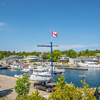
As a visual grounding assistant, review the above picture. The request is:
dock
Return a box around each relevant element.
[57,67,88,70]
[66,67,88,70]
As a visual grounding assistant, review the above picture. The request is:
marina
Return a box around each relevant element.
[0,66,99,99]
[0,66,100,88]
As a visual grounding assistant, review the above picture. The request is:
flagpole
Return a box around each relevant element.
[51,30,53,80]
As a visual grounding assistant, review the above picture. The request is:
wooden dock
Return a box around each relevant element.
[66,67,88,70]
[57,67,88,70]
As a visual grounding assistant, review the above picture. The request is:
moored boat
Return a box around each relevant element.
[76,61,100,68]
[0,65,7,69]
[30,68,52,81]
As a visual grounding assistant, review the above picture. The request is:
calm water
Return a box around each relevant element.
[0,67,100,88]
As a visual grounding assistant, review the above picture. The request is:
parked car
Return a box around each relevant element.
[33,80,55,93]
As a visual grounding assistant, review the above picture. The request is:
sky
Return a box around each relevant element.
[0,0,100,53]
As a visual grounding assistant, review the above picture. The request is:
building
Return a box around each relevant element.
[95,53,100,57]
[0,55,23,65]
[77,56,99,63]
[26,56,38,63]
[59,55,69,62]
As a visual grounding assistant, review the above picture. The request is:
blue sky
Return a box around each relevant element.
[0,0,100,52]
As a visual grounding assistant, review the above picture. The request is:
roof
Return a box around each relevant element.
[1,57,13,61]
[83,58,99,61]
[9,55,22,58]
[1,55,23,61]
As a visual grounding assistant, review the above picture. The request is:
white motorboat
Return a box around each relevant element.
[30,74,52,81]
[48,66,65,73]
[30,68,52,81]
[76,61,100,68]
[21,68,30,72]
[31,68,51,76]
[28,64,37,69]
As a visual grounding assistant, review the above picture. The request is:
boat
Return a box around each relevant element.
[30,68,51,76]
[30,68,52,81]
[48,66,65,73]
[21,68,30,72]
[10,63,23,68]
[76,61,100,68]
[22,64,37,71]
[0,65,7,69]
[28,64,37,69]
[30,74,52,81]
[14,68,30,78]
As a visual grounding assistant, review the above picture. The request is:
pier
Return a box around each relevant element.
[66,67,88,70]
[57,67,88,70]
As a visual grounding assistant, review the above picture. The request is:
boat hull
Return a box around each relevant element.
[30,74,52,81]
[77,63,100,68]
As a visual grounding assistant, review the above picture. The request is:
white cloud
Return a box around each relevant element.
[0,22,5,26]
[3,44,99,52]
[53,45,86,50]
[89,44,98,47]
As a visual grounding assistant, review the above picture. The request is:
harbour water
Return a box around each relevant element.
[0,67,100,88]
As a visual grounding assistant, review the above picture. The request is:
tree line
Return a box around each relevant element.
[0,49,100,61]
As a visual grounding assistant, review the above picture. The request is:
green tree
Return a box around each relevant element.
[49,76,96,100]
[81,80,97,100]
[26,89,45,100]
[48,50,61,61]
[67,49,77,58]
[42,52,48,59]
[49,76,82,100]
[12,50,16,55]
[0,53,3,60]
[78,51,83,57]
[15,73,31,100]
[7,51,11,57]
[16,89,45,100]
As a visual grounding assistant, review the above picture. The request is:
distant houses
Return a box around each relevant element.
[58,54,69,62]
[0,53,100,66]
[0,55,23,65]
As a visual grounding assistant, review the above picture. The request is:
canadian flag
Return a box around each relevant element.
[51,31,59,37]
